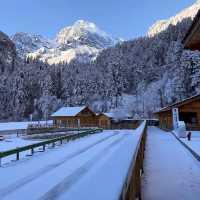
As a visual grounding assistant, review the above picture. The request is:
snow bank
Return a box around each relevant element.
[173,121,187,138]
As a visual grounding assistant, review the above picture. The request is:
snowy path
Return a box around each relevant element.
[0,129,142,200]
[142,127,200,200]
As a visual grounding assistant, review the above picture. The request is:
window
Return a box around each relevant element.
[179,112,198,125]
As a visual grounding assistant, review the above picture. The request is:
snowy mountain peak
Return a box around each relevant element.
[12,20,117,64]
[56,20,115,49]
[148,2,200,37]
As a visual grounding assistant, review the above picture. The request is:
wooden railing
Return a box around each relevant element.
[0,128,103,166]
[120,121,147,200]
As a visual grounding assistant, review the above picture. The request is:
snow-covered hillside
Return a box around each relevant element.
[148,1,200,36]
[12,20,117,64]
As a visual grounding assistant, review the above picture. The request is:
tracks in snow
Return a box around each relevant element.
[0,133,121,198]
[40,135,127,200]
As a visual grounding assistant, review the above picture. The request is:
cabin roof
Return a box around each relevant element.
[183,9,200,48]
[51,106,87,117]
[155,94,200,114]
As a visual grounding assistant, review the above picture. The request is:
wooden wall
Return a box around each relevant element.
[180,100,200,130]
[52,116,98,128]
[98,115,111,129]
[185,42,200,51]
[157,111,173,130]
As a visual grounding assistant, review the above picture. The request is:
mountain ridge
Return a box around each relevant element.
[148,1,200,36]
[11,20,117,64]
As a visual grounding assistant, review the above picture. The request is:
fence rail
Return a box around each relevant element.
[0,128,103,166]
[120,121,147,200]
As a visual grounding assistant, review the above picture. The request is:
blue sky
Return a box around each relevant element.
[0,0,196,40]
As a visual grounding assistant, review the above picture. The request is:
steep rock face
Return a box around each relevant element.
[11,32,54,58]
[12,20,116,64]
[0,31,16,73]
[148,1,200,37]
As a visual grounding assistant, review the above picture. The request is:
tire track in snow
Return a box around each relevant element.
[0,133,119,198]
[39,134,127,200]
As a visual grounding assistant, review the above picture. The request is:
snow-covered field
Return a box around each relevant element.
[0,131,81,164]
[0,120,52,132]
[0,135,43,165]
[181,131,200,156]
[0,124,145,200]
[0,137,39,152]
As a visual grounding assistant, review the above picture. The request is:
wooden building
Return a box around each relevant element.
[51,106,144,129]
[98,113,111,129]
[155,95,200,130]
[51,106,98,128]
[183,10,200,50]
[110,119,140,129]
[100,112,140,129]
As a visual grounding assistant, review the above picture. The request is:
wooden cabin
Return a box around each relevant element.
[155,95,200,130]
[51,106,98,128]
[183,10,200,50]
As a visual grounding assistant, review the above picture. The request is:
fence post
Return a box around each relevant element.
[16,150,19,160]
[31,147,34,155]
[52,142,55,148]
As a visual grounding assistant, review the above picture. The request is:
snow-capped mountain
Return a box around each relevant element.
[148,0,200,37]
[56,20,115,49]
[12,20,117,64]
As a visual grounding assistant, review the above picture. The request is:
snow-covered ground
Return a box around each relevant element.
[142,127,200,200]
[0,135,43,165]
[0,137,39,152]
[0,124,145,200]
[181,131,200,156]
[0,131,81,164]
[0,120,52,132]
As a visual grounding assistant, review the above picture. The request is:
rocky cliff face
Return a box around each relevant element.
[0,31,17,73]
[11,32,54,59]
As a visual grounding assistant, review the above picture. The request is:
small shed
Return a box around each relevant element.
[100,112,139,129]
[155,95,200,130]
[51,106,98,128]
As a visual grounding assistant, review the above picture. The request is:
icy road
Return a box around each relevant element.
[0,126,145,200]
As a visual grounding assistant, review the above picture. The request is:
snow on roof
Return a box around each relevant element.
[51,106,86,117]
[103,112,132,119]
[103,112,114,118]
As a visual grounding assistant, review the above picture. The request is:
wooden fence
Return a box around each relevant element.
[0,128,102,166]
[120,121,147,200]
